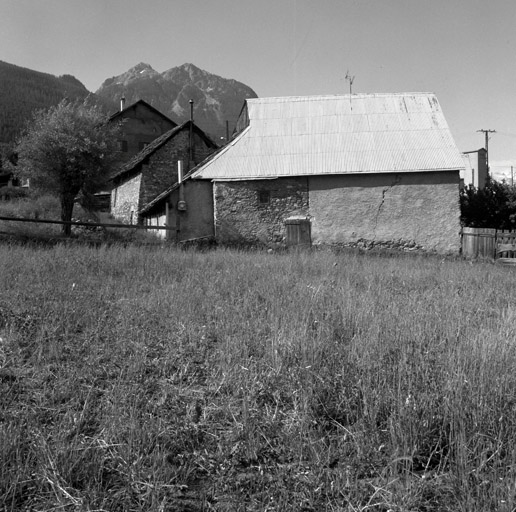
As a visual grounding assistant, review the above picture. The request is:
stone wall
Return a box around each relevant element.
[211,171,461,254]
[140,130,215,211]
[309,171,461,253]
[111,127,216,225]
[111,174,141,224]
[213,178,309,244]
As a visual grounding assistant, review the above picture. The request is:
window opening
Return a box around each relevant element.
[258,190,270,204]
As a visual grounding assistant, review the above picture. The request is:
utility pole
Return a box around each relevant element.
[477,129,496,179]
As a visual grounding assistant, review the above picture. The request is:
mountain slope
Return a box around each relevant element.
[96,63,258,140]
[0,60,93,146]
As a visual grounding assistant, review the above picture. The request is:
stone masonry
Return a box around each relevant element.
[214,178,309,244]
[111,125,216,225]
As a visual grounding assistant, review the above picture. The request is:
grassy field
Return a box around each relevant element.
[1,242,516,511]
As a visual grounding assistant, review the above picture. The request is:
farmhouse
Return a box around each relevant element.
[110,121,217,224]
[109,99,177,162]
[188,93,464,253]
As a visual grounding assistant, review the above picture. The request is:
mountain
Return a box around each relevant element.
[0,60,95,148]
[96,63,258,141]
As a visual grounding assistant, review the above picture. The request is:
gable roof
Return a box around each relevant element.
[110,121,218,183]
[192,93,465,181]
[109,99,177,126]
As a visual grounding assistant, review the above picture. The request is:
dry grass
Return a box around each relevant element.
[1,243,515,511]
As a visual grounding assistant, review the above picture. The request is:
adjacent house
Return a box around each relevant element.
[109,99,178,162]
[188,93,464,253]
[110,120,217,224]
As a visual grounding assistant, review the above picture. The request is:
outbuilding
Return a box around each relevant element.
[190,93,465,253]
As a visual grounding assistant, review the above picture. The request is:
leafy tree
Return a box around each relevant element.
[460,180,516,229]
[16,99,120,235]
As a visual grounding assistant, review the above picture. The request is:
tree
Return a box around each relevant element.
[16,99,120,235]
[460,180,516,229]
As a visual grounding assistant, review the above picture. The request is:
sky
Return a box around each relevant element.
[1,0,516,180]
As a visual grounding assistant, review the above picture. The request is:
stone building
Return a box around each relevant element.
[190,93,465,253]
[109,99,177,163]
[110,121,217,224]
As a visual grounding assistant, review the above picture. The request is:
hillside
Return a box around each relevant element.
[96,62,258,140]
[0,61,93,147]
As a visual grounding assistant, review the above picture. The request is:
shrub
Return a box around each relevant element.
[460,180,516,229]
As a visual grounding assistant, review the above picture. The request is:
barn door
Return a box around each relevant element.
[285,218,311,247]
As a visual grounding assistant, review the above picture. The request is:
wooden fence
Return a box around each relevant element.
[0,215,174,231]
[461,227,516,259]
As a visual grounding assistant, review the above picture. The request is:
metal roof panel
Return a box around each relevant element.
[192,93,465,180]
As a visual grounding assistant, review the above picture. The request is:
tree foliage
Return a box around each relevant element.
[16,99,121,234]
[460,180,516,229]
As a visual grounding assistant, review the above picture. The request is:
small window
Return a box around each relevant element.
[119,140,128,152]
[258,190,270,204]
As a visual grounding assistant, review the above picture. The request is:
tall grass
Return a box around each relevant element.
[1,244,515,511]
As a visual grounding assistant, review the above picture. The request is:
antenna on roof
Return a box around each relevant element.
[345,71,355,95]
[345,71,355,111]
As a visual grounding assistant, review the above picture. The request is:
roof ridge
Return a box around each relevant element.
[247,92,436,102]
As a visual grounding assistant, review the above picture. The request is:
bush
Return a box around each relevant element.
[0,193,60,220]
[460,180,516,229]
[0,186,28,201]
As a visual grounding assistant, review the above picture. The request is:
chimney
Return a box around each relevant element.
[189,99,194,170]
[120,96,126,112]
[178,160,184,184]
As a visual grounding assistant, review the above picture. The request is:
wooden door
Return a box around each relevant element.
[285,219,311,247]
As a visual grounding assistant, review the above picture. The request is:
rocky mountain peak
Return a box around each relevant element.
[99,62,159,89]
[95,62,258,140]
[129,62,156,75]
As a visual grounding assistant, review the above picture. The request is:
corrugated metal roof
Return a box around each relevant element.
[192,93,465,180]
